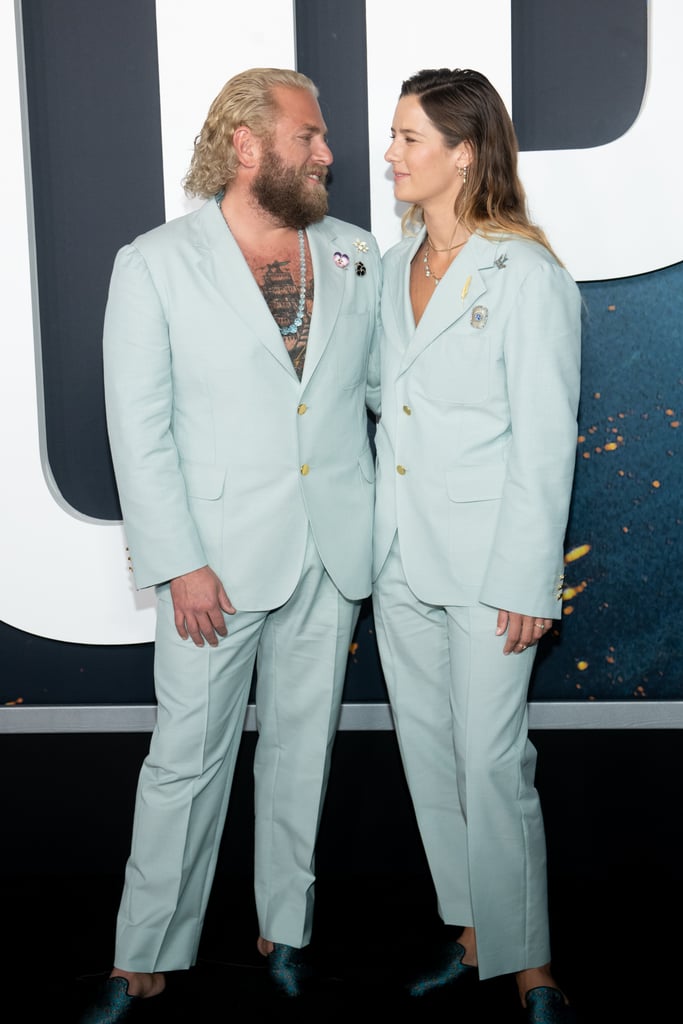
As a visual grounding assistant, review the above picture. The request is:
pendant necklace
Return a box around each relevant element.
[280,229,307,336]
[422,234,467,285]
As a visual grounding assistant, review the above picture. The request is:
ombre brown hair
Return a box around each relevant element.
[182,68,319,199]
[399,68,560,261]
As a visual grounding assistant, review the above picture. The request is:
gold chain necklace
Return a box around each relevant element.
[422,236,467,285]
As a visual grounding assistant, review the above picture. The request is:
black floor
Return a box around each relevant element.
[5,729,683,1021]
[9,865,675,1021]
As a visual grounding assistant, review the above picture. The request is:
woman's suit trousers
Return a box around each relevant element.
[372,533,551,980]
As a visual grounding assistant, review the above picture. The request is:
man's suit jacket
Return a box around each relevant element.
[373,229,581,618]
[103,199,381,609]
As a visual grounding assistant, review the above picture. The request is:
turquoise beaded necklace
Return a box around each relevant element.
[279,228,307,337]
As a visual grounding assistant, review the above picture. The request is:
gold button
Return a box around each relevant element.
[297,403,307,415]
[396,465,406,475]
[301,464,310,475]
[402,405,412,415]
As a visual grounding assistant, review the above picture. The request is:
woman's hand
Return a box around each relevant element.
[496,610,552,654]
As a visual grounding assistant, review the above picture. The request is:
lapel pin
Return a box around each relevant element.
[461,275,472,302]
[355,261,366,276]
[354,238,369,253]
[471,305,488,329]
[333,251,349,268]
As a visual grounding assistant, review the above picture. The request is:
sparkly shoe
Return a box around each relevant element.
[78,977,139,1022]
[266,942,314,998]
[406,939,477,997]
[525,986,576,1023]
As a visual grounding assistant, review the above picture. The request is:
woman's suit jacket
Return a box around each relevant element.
[373,229,581,618]
[103,198,381,610]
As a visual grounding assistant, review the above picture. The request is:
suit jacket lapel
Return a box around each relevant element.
[300,220,346,386]
[193,199,298,378]
[397,231,493,376]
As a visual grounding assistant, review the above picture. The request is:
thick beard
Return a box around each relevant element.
[251,145,328,229]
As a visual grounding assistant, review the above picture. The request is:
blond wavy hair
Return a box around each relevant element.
[182,68,319,199]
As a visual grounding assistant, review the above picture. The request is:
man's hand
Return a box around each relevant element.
[169,566,236,647]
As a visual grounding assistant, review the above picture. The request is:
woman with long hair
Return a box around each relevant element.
[373,68,581,1022]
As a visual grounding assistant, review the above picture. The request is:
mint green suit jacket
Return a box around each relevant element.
[373,230,581,618]
[103,199,381,608]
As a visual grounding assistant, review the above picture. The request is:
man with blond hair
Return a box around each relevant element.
[80,67,381,1020]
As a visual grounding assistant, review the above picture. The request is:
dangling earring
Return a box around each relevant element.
[458,165,469,184]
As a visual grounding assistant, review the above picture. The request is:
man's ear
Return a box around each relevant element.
[233,125,260,169]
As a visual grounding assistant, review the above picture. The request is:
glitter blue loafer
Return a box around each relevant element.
[78,976,166,1022]
[525,986,576,1023]
[406,939,477,997]
[78,977,139,1022]
[266,942,314,998]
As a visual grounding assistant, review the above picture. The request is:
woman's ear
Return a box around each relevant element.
[456,139,474,174]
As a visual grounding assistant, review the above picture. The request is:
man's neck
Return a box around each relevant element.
[219,188,298,249]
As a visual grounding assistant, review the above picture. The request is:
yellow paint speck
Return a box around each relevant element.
[565,544,591,562]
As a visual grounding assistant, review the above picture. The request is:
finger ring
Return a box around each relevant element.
[520,644,527,650]
[534,621,545,629]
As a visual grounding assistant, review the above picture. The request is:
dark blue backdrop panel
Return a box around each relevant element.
[21,0,165,522]
[295,0,371,229]
[511,0,646,150]
[531,264,683,702]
